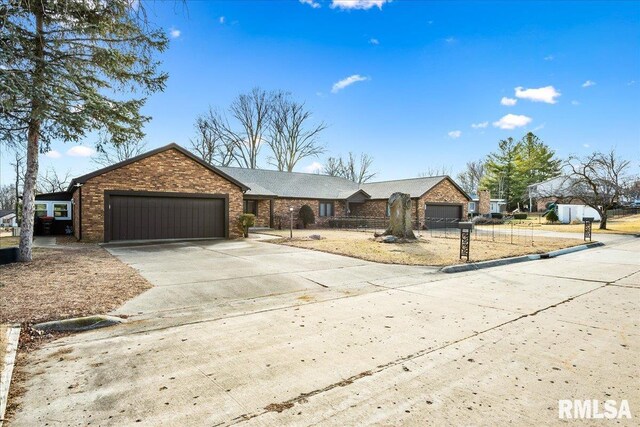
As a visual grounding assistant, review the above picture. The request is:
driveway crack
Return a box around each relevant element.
[227,282,609,425]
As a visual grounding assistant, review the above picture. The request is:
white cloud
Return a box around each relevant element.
[300,0,321,8]
[67,146,95,157]
[44,150,62,159]
[500,97,517,106]
[514,85,561,104]
[448,130,462,139]
[544,55,554,61]
[427,20,434,25]
[169,28,181,38]
[493,114,532,130]
[583,144,590,148]
[304,161,324,173]
[331,74,369,93]
[445,36,457,44]
[628,80,636,86]
[331,0,391,10]
[471,121,489,129]
[219,16,226,24]
[582,80,596,88]
[369,38,379,45]
[531,123,545,132]
[571,100,580,106]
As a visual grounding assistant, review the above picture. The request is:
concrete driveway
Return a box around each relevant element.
[8,236,640,426]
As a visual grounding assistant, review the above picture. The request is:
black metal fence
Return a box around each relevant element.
[324,216,541,246]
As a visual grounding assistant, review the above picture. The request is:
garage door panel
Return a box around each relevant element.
[108,194,225,242]
[425,204,462,229]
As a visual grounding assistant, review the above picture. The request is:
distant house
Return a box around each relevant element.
[527,176,582,211]
[31,143,472,243]
[467,190,507,216]
[0,210,17,227]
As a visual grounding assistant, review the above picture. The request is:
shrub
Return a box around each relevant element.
[514,213,528,220]
[238,214,255,237]
[299,205,315,228]
[490,212,503,219]
[472,216,504,225]
[545,210,559,223]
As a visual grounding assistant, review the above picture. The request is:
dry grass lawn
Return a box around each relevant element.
[0,236,19,247]
[262,229,583,266]
[537,214,640,235]
[0,246,151,325]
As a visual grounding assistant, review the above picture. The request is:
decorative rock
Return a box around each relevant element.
[383,192,416,240]
[381,235,398,243]
[309,234,322,240]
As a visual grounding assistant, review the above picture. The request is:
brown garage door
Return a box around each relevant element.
[107,193,226,241]
[424,203,462,229]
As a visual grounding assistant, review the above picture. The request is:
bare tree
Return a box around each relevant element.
[189,108,235,166]
[563,150,631,229]
[226,87,276,169]
[93,134,147,167]
[418,166,452,178]
[323,157,343,177]
[38,167,72,193]
[323,153,376,184]
[267,96,326,172]
[0,185,16,211]
[456,160,486,194]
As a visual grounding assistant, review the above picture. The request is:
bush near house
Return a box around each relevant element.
[238,214,256,237]
[545,210,559,223]
[514,213,528,220]
[299,205,315,228]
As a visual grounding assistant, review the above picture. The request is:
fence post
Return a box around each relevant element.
[510,222,513,244]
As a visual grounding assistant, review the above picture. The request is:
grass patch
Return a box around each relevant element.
[537,214,640,235]
[0,246,151,325]
[264,229,583,266]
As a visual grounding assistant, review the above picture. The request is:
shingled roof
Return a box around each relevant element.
[219,167,470,201]
[218,167,364,199]
[361,176,449,199]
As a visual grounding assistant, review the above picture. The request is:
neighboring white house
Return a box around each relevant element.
[557,204,601,224]
[0,209,17,227]
[468,193,507,215]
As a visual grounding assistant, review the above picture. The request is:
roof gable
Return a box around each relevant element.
[68,144,249,192]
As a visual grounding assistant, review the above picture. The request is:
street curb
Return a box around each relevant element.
[0,325,20,427]
[441,241,605,274]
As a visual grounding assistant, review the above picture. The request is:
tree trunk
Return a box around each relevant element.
[18,6,45,262]
[599,213,607,230]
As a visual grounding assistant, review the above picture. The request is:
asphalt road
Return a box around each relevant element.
[8,235,640,426]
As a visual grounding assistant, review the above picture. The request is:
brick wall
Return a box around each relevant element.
[254,199,271,227]
[76,148,244,241]
[271,198,347,228]
[478,189,491,215]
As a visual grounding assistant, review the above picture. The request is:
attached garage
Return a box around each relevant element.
[424,203,463,229]
[105,192,227,242]
[67,143,248,242]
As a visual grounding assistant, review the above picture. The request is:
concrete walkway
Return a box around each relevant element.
[8,236,640,426]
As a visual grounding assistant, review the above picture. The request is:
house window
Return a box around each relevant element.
[243,200,257,216]
[53,202,71,220]
[319,201,334,217]
[35,203,48,218]
[468,202,476,212]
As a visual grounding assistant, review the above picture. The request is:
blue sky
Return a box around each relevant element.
[1,0,639,186]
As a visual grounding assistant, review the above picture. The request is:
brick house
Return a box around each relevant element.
[34,143,471,242]
[35,144,248,242]
[219,167,471,230]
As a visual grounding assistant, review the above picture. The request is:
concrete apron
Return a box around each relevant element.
[8,237,640,426]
